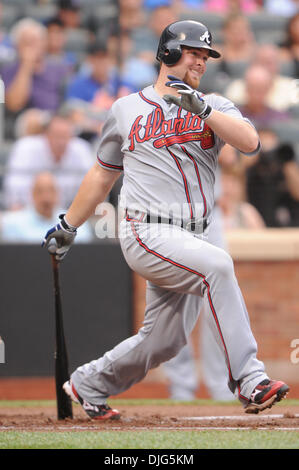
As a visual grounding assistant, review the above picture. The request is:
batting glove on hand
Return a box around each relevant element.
[163,75,212,120]
[42,214,77,261]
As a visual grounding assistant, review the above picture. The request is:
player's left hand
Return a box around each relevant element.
[163,75,212,120]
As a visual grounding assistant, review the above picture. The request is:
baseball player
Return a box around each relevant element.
[43,20,289,420]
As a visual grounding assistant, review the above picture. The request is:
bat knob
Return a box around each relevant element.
[48,244,57,255]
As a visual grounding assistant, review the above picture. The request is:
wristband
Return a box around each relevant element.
[59,214,77,232]
[198,104,212,120]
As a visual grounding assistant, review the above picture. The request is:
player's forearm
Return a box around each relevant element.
[205,110,259,154]
[65,163,121,228]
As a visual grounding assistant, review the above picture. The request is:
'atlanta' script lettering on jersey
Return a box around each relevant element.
[128,108,215,151]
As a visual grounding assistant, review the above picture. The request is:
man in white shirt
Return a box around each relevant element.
[224,44,297,112]
[3,114,94,210]
[1,171,93,243]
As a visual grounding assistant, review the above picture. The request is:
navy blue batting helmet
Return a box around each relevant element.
[156,20,221,65]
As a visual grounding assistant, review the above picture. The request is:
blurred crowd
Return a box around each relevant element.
[0,0,299,243]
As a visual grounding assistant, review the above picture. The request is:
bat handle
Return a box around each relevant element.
[51,254,60,292]
[50,253,59,269]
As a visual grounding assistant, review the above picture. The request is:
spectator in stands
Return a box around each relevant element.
[3,114,93,210]
[264,0,299,17]
[52,0,97,55]
[127,3,178,87]
[214,13,257,91]
[279,12,299,77]
[44,17,77,72]
[0,1,15,66]
[120,2,176,90]
[204,0,260,13]
[59,99,104,146]
[218,164,266,229]
[107,26,158,90]
[0,172,93,243]
[225,44,297,111]
[216,13,257,65]
[1,18,71,114]
[55,0,82,29]
[238,65,291,128]
[246,128,299,227]
[132,4,179,60]
[65,41,135,107]
[118,0,145,33]
[14,108,51,139]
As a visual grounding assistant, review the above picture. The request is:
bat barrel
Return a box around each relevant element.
[51,255,73,420]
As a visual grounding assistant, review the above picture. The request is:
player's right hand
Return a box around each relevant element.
[164,75,212,120]
[42,214,77,261]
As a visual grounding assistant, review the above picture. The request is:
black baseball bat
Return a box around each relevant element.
[50,254,73,420]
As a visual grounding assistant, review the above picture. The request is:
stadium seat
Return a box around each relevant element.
[179,10,224,31]
[221,60,250,79]
[1,0,34,5]
[94,3,118,20]
[279,61,297,78]
[64,28,90,53]
[289,105,299,119]
[2,4,21,29]
[270,119,299,145]
[255,29,287,47]
[0,141,13,166]
[248,13,288,35]
[23,4,57,23]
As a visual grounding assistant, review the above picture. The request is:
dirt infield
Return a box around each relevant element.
[1,377,299,431]
[1,403,299,431]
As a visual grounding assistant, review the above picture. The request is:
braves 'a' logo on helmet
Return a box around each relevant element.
[156,20,221,64]
[199,31,211,45]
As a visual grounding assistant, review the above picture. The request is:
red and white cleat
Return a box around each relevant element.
[245,379,289,414]
[63,380,120,420]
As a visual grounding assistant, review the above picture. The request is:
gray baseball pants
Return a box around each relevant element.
[71,218,268,406]
[162,205,235,400]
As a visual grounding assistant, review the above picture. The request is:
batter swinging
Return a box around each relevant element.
[43,20,289,420]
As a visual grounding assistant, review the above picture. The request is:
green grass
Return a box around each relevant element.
[0,430,299,449]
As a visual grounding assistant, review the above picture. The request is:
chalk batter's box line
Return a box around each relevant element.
[1,425,299,432]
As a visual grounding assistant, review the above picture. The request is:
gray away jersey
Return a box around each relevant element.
[96,85,255,221]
